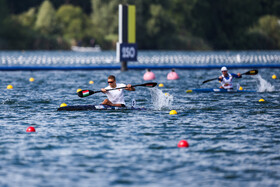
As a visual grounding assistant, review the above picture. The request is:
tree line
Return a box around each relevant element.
[0,0,280,50]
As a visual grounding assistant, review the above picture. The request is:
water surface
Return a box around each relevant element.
[0,52,280,187]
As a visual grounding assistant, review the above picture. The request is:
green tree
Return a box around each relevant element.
[2,0,280,50]
[17,8,36,27]
[257,15,280,43]
[167,0,197,33]
[190,0,262,49]
[35,0,56,34]
[146,4,176,49]
[246,15,280,49]
[91,0,119,49]
[56,5,90,42]
[0,0,34,49]
[259,0,280,17]
[0,0,9,48]
[0,0,8,23]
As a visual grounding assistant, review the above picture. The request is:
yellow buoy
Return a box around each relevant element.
[159,83,164,87]
[259,99,265,102]
[186,90,193,93]
[77,89,82,93]
[7,85,13,89]
[89,80,94,84]
[60,103,67,107]
[29,77,35,82]
[239,86,243,91]
[169,110,177,115]
[272,75,277,79]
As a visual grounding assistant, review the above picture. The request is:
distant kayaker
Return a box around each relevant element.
[101,75,135,107]
[218,67,242,89]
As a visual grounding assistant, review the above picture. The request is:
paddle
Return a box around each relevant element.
[202,70,258,85]
[77,82,157,98]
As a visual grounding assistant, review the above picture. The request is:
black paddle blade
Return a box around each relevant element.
[77,90,95,97]
[144,82,157,87]
[202,78,217,85]
[244,70,258,75]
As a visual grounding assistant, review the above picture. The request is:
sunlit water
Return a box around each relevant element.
[0,51,280,187]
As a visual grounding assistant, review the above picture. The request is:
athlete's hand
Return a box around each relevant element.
[237,73,241,77]
[126,84,135,91]
[101,88,107,93]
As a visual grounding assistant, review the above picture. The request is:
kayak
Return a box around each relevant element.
[57,104,147,111]
[186,88,256,93]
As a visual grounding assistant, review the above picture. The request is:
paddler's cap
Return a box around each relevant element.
[221,67,228,71]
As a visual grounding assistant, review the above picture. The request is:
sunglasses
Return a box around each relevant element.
[108,81,115,83]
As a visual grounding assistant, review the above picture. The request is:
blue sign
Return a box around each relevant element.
[117,43,138,61]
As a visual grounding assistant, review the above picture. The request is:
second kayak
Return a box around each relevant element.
[186,88,256,93]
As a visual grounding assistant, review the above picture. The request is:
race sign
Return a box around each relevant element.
[116,43,138,61]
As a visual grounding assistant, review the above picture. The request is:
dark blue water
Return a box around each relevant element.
[0,51,280,186]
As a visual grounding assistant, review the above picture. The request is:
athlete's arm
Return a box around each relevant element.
[232,73,242,78]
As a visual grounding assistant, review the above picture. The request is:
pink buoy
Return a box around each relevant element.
[167,69,179,80]
[143,69,155,80]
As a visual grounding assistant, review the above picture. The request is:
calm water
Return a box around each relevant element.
[0,51,280,187]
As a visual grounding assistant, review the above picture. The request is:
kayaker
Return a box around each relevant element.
[218,67,242,89]
[101,75,135,107]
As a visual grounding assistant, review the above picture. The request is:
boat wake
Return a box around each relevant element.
[255,75,275,92]
[149,88,173,110]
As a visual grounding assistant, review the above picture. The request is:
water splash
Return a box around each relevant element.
[255,75,275,92]
[149,88,173,110]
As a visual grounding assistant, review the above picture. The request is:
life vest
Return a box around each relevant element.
[221,73,233,89]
